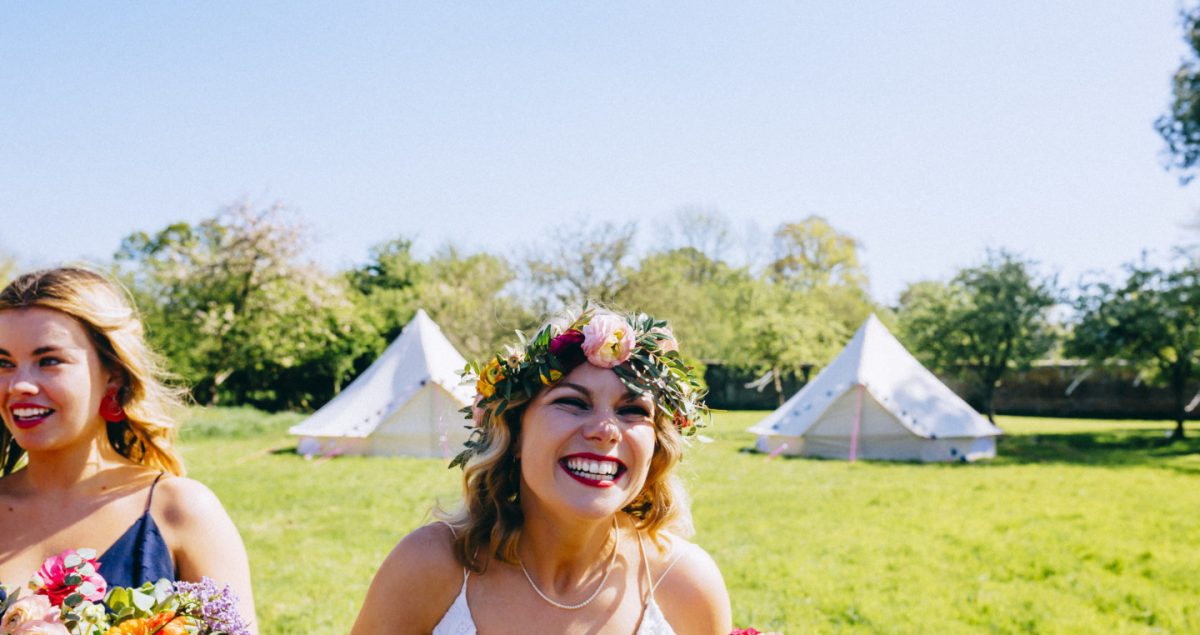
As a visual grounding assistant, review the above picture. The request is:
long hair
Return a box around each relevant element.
[0,266,186,476]
[437,310,694,573]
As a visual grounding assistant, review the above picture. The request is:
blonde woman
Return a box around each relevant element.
[0,267,256,631]
[353,307,731,634]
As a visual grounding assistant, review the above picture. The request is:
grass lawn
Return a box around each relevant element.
[181,408,1200,634]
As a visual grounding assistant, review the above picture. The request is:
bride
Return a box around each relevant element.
[0,267,256,632]
[353,307,731,634]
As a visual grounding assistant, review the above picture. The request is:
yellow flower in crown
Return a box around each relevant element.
[539,368,563,385]
[476,358,505,398]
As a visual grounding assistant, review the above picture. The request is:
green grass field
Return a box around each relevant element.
[181,408,1200,634]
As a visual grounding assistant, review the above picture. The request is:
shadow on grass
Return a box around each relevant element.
[994,428,1200,474]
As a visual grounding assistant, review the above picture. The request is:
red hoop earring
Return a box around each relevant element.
[99,388,126,423]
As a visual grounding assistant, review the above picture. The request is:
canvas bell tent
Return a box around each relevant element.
[748,314,1002,462]
[289,309,474,458]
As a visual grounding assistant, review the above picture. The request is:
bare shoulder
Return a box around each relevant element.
[351,523,465,635]
[150,476,229,527]
[652,536,733,634]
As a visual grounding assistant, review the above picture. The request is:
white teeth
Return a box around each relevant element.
[12,407,51,419]
[564,457,619,479]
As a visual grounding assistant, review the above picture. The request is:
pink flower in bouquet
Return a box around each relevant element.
[32,550,105,605]
[581,315,634,368]
[10,620,69,635]
[1,595,57,633]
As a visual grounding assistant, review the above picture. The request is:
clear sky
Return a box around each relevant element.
[1,2,1196,303]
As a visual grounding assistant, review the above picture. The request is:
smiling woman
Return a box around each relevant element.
[0,267,257,633]
[352,306,732,635]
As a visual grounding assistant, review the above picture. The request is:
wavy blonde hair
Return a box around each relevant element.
[438,309,695,572]
[0,266,186,476]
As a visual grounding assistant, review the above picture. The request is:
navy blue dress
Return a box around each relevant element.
[96,472,176,587]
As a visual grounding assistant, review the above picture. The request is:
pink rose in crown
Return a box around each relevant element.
[581,316,634,368]
[31,549,105,606]
[0,595,59,632]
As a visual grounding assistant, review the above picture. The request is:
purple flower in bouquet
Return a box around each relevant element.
[172,578,250,635]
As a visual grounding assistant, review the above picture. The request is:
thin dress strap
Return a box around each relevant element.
[637,531,687,595]
[144,471,165,513]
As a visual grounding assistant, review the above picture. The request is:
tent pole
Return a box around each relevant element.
[850,383,864,463]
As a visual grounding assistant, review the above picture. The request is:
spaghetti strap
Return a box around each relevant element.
[651,548,686,593]
[144,471,165,513]
[636,530,688,594]
[637,530,654,591]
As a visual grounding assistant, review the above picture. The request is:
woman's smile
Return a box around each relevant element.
[9,401,54,429]
[559,452,627,488]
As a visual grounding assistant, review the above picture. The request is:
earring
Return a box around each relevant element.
[99,388,126,423]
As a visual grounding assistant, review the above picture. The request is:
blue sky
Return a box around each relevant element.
[1,2,1196,303]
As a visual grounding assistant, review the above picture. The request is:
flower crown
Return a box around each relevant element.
[451,306,708,469]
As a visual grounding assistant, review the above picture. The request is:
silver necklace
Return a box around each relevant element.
[518,518,620,610]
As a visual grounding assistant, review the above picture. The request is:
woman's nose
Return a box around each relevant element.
[4,368,38,396]
[582,411,620,444]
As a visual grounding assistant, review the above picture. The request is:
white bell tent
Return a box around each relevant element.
[289,309,474,458]
[748,314,1002,462]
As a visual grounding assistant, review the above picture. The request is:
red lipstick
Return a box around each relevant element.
[9,402,53,430]
[559,453,627,488]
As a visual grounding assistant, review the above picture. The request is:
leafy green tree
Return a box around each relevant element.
[1157,4,1200,183]
[618,247,756,363]
[418,245,535,361]
[896,251,1058,422]
[523,221,637,309]
[115,202,359,407]
[737,281,846,405]
[348,237,425,343]
[770,216,867,291]
[1069,256,1200,439]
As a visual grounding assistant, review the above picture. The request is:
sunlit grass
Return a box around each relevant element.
[181,409,1200,634]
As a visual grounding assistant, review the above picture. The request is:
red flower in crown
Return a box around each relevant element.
[548,329,586,371]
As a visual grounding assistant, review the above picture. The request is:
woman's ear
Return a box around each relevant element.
[104,368,129,398]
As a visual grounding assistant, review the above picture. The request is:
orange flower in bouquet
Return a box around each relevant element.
[102,611,193,635]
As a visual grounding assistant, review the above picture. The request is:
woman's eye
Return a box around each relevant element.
[0,359,13,369]
[619,405,651,417]
[554,397,588,409]
[38,357,63,367]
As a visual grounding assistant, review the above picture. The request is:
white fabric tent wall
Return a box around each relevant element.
[289,309,474,458]
[749,315,1001,462]
[366,383,471,457]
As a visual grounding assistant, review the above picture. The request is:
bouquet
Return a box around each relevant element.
[0,549,250,635]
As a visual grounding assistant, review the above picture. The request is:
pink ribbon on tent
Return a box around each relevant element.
[849,383,864,463]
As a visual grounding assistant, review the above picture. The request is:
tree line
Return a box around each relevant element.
[2,203,1196,438]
